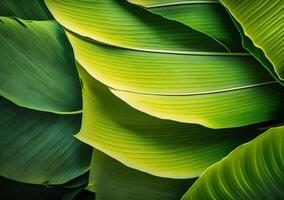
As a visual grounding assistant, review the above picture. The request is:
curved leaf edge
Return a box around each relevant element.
[0,17,83,114]
[219,1,284,81]
[126,0,231,52]
[181,125,284,199]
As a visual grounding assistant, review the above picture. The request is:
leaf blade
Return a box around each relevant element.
[220,0,284,80]
[0,17,82,113]
[127,0,243,51]
[88,150,196,200]
[76,66,263,178]
[0,0,53,20]
[45,0,226,52]
[67,31,284,128]
[182,125,284,199]
[0,96,92,185]
[111,83,284,128]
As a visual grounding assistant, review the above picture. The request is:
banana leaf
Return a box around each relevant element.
[182,125,284,199]
[127,0,243,51]
[0,96,92,184]
[45,0,226,52]
[0,176,93,200]
[0,17,82,113]
[67,31,284,128]
[45,0,284,128]
[228,12,284,86]
[0,0,53,20]
[126,0,217,7]
[0,176,75,200]
[87,150,195,200]
[220,0,284,81]
[75,65,264,178]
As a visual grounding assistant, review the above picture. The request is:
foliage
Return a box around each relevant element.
[0,0,283,199]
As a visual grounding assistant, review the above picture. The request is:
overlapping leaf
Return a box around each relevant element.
[66,32,270,96]
[111,83,284,128]
[68,31,284,128]
[0,175,93,200]
[0,176,78,200]
[75,66,266,178]
[0,17,82,113]
[126,0,217,7]
[1,0,282,198]
[127,0,243,51]
[0,96,92,185]
[88,150,195,200]
[0,0,53,20]
[46,0,284,128]
[220,0,284,80]
[61,172,89,189]
[45,0,226,52]
[231,18,284,86]
[182,125,284,199]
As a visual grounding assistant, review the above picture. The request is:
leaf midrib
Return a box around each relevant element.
[69,28,275,97]
[66,29,251,57]
[131,1,219,9]
[109,81,278,96]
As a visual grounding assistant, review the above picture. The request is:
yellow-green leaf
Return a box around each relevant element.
[88,150,195,200]
[182,125,284,199]
[127,0,243,51]
[67,32,284,128]
[220,0,284,80]
[76,66,264,178]
[45,0,226,52]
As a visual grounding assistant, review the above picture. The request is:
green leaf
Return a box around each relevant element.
[126,0,217,7]
[127,0,244,51]
[62,187,94,200]
[111,83,284,128]
[182,125,284,200]
[76,65,263,178]
[61,172,89,189]
[67,31,284,128]
[220,0,284,80]
[46,0,284,128]
[45,0,226,52]
[67,32,270,96]
[0,0,53,20]
[88,150,195,200]
[0,176,82,200]
[0,96,92,185]
[0,17,82,113]
[231,16,284,85]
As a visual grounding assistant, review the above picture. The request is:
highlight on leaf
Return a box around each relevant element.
[1,0,283,199]
[76,65,265,178]
[182,125,284,200]
[220,0,284,81]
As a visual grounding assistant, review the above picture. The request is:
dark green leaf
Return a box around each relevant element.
[0,17,82,113]
[88,150,195,200]
[0,96,91,184]
[0,0,53,20]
